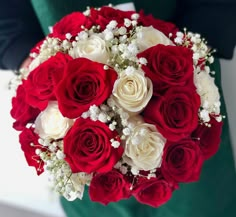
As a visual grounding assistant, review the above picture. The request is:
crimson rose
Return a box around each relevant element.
[64,118,123,173]
[138,44,194,95]
[138,11,178,37]
[144,86,200,141]
[56,57,117,119]
[161,139,203,183]
[19,127,45,175]
[192,117,223,159]
[89,170,130,205]
[24,52,72,110]
[11,84,40,131]
[90,6,133,30]
[133,177,173,207]
[52,12,92,39]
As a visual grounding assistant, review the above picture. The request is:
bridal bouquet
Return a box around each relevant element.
[11,6,223,207]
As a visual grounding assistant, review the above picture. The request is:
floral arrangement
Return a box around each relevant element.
[10,5,223,207]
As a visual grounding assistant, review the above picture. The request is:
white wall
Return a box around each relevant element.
[221,48,236,163]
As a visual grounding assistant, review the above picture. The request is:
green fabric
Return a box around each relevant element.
[30,0,236,216]
[31,0,176,35]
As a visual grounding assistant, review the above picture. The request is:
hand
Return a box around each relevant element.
[20,56,32,69]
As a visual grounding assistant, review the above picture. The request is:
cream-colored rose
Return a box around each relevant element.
[136,26,173,52]
[69,34,109,64]
[123,123,166,171]
[34,101,73,139]
[112,69,153,115]
[194,70,220,114]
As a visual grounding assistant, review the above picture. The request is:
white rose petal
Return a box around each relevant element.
[112,70,153,115]
[69,34,109,64]
[136,26,173,52]
[34,101,73,140]
[123,123,166,171]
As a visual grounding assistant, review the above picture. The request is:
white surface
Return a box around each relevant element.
[0,70,65,217]
[221,48,236,164]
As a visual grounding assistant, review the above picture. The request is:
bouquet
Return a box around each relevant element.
[10,5,223,207]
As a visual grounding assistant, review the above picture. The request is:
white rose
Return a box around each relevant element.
[69,34,109,64]
[194,70,220,114]
[123,123,166,171]
[112,69,153,115]
[34,101,73,139]
[136,26,173,52]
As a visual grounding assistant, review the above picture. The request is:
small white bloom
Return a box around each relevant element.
[124,18,131,27]
[118,26,127,35]
[174,37,183,44]
[131,167,139,175]
[56,150,65,160]
[139,57,147,65]
[104,30,114,41]
[77,31,89,40]
[136,26,173,52]
[123,127,131,136]
[176,32,184,38]
[200,109,210,122]
[208,56,214,64]
[109,123,116,131]
[98,112,108,123]
[81,111,90,119]
[111,140,120,148]
[131,13,139,20]
[216,116,222,122]
[65,33,72,40]
[89,105,100,115]
[106,20,118,30]
[34,101,73,140]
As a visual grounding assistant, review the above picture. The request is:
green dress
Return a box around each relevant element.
[30,1,236,216]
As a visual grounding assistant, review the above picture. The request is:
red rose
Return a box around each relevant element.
[133,177,173,207]
[192,117,223,159]
[64,118,123,173]
[144,86,200,141]
[89,170,130,205]
[161,139,203,183]
[138,11,178,37]
[56,58,117,119]
[11,84,40,131]
[90,7,133,30]
[52,12,92,39]
[19,127,45,175]
[138,44,194,95]
[24,52,72,111]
